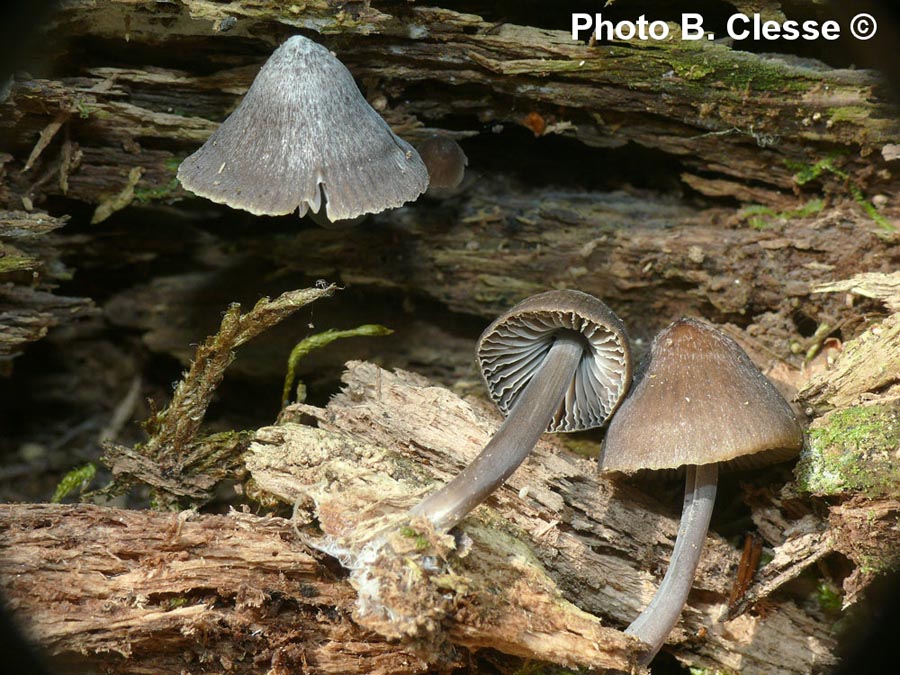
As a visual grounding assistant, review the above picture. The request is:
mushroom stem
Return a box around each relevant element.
[408,331,585,532]
[626,462,719,664]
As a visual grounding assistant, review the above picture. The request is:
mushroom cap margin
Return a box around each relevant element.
[600,317,804,473]
[476,289,633,433]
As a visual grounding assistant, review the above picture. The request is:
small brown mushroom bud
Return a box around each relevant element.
[177,35,429,221]
[417,136,468,191]
[600,317,804,665]
[409,289,632,532]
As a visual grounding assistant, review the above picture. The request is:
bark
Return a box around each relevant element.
[7,0,896,207]
[0,209,95,366]
[0,503,431,675]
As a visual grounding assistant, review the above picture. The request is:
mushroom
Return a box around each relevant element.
[599,317,804,664]
[417,135,468,192]
[408,289,632,532]
[177,35,428,221]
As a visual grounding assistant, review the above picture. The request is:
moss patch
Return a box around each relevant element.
[0,245,38,274]
[796,403,900,499]
[738,198,824,229]
[786,156,894,231]
[52,463,97,503]
[133,176,180,204]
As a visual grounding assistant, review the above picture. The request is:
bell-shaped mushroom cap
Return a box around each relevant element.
[177,35,428,221]
[477,289,632,432]
[417,136,468,190]
[600,318,804,474]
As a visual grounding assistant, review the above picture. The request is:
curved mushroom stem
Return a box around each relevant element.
[626,462,719,665]
[407,331,585,532]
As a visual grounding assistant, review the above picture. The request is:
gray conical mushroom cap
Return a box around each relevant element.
[177,35,428,221]
[477,289,632,432]
[600,318,804,473]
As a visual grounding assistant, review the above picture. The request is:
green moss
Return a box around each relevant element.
[132,157,186,204]
[52,463,97,503]
[848,182,893,231]
[133,177,180,204]
[796,404,900,498]
[163,157,183,173]
[739,198,824,229]
[785,156,895,231]
[164,596,189,609]
[857,551,899,576]
[817,580,843,613]
[399,525,430,552]
[187,430,255,474]
[640,38,806,92]
[0,247,38,274]
[671,60,715,81]
[281,324,392,406]
[787,156,847,186]
[827,105,870,125]
[74,98,96,119]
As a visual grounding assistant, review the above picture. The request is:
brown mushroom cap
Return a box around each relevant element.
[477,289,632,432]
[177,35,428,221]
[417,136,468,190]
[600,317,804,473]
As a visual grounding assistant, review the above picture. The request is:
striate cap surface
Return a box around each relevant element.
[600,317,804,473]
[177,35,428,221]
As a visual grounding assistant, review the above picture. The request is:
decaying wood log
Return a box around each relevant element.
[0,356,839,674]
[2,278,897,673]
[0,503,431,675]
[1,2,898,673]
[268,182,900,337]
[0,209,95,368]
[247,360,837,675]
[2,0,893,212]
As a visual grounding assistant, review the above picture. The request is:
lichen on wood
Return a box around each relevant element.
[798,402,900,499]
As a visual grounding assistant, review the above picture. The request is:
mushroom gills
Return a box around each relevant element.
[409,289,631,533]
[307,189,367,228]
